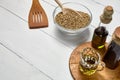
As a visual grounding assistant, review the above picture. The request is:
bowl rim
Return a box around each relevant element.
[53,2,93,33]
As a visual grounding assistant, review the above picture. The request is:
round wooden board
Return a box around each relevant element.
[69,42,120,80]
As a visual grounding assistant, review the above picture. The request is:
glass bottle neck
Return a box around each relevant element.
[99,22,108,27]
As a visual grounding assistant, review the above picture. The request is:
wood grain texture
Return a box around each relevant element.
[69,42,120,80]
[28,0,48,28]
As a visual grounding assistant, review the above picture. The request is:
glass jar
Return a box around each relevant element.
[103,26,120,69]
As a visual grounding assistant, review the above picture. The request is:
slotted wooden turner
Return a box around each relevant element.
[28,0,48,29]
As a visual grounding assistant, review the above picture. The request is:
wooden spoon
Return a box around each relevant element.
[55,0,82,17]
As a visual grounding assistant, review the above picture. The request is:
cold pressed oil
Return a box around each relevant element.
[80,55,98,76]
[92,26,108,49]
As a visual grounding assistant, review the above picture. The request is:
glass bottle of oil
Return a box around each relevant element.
[92,5,113,49]
[103,26,120,69]
[92,26,108,49]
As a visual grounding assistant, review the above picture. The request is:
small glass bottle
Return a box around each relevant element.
[92,26,108,49]
[92,5,113,49]
[103,26,120,69]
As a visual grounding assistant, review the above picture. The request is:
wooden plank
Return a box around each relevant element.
[0,44,52,80]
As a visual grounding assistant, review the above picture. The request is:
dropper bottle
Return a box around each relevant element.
[92,5,114,49]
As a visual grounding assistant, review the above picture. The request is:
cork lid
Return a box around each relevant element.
[114,26,120,39]
[105,6,113,12]
[100,5,114,24]
[104,5,114,15]
[113,26,120,45]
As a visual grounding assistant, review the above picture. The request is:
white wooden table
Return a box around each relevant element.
[0,0,120,80]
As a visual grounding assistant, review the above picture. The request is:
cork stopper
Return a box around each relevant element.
[112,26,120,45]
[100,5,114,24]
[104,6,113,16]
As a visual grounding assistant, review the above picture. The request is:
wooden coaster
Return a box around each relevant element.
[69,42,120,80]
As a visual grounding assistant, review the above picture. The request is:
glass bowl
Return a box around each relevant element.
[53,2,92,35]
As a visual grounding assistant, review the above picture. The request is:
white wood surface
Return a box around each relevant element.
[0,44,51,80]
[0,0,120,80]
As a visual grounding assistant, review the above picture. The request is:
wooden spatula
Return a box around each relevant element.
[28,0,48,29]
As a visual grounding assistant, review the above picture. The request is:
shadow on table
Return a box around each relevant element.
[54,27,91,48]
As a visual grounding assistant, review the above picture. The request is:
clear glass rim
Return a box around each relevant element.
[80,47,100,65]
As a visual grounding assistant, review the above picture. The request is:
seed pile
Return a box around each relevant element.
[55,11,91,30]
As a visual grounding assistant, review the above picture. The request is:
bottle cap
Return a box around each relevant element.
[100,5,114,24]
[113,26,120,45]
[104,6,113,16]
